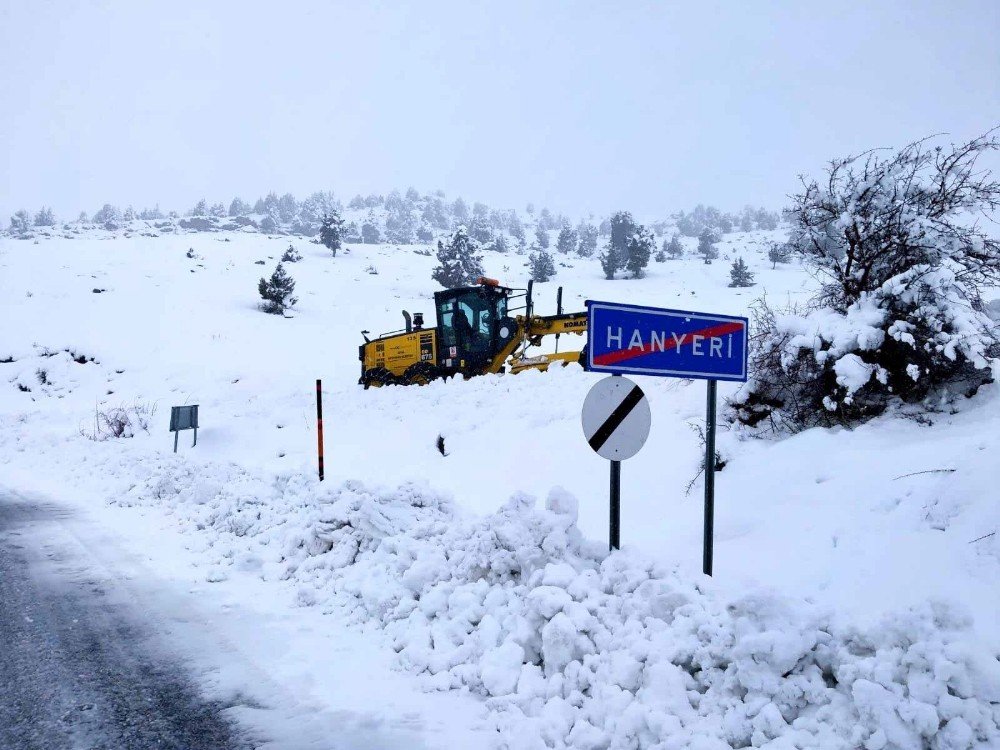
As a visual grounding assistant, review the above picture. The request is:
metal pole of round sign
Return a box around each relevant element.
[582,375,651,550]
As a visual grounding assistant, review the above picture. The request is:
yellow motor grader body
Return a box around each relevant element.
[358,278,587,387]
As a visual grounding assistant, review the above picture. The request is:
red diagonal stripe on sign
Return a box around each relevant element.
[593,320,744,367]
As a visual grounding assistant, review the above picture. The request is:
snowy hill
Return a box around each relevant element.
[2,228,999,748]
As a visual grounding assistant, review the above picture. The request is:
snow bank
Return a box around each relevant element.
[93,453,1000,749]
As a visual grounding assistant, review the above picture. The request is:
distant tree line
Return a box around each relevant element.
[672,204,780,237]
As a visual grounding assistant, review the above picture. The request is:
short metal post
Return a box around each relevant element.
[173,430,179,453]
[193,427,197,447]
[610,460,621,551]
[554,286,563,353]
[703,379,717,576]
[316,379,325,481]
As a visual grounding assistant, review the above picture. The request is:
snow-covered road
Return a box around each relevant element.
[0,489,493,750]
[0,494,246,749]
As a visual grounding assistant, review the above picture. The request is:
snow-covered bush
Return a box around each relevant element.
[84,401,157,440]
[281,244,302,263]
[735,131,1000,431]
[9,209,31,235]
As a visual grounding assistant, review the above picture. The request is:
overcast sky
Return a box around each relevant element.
[2,1,998,222]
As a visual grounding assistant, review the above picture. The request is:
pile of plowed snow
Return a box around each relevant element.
[13,441,997,750]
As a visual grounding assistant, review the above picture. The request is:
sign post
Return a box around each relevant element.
[169,405,199,453]
[581,374,651,550]
[703,379,717,576]
[584,301,748,574]
[316,379,325,481]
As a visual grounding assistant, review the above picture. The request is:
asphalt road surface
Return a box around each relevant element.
[0,496,250,750]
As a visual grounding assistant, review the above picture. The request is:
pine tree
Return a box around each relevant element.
[416,223,435,243]
[191,199,208,217]
[576,222,598,257]
[229,197,247,216]
[528,245,555,282]
[625,226,655,279]
[432,226,483,288]
[281,244,302,263]
[599,211,637,279]
[258,263,297,315]
[654,248,667,262]
[510,219,526,246]
[698,227,719,264]
[319,211,344,256]
[451,197,469,224]
[728,257,755,287]
[93,204,122,228]
[538,208,556,230]
[9,210,31,234]
[666,235,684,258]
[535,225,549,249]
[489,234,510,254]
[33,207,56,226]
[556,225,577,254]
[768,242,790,268]
[277,193,297,223]
[468,215,492,244]
[361,218,381,244]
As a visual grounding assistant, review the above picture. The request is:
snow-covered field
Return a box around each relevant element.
[2,229,999,748]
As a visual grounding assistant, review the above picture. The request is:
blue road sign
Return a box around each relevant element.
[585,301,748,382]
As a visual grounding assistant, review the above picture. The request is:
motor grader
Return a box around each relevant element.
[358,277,588,387]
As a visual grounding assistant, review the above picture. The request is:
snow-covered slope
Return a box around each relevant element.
[2,230,998,748]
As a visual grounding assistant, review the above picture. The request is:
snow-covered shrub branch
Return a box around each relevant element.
[735,130,1000,430]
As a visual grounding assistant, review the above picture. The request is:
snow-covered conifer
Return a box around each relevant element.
[728,257,755,287]
[697,227,719,264]
[258,262,297,315]
[534,225,549,249]
[556,225,577,255]
[528,245,555,282]
[625,226,655,279]
[576,222,598,257]
[319,211,344,256]
[432,226,483,288]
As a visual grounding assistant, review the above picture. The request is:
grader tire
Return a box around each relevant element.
[362,367,397,389]
[401,361,439,386]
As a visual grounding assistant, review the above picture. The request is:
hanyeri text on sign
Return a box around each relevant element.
[585,301,748,382]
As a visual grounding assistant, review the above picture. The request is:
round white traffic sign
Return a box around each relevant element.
[581,375,651,461]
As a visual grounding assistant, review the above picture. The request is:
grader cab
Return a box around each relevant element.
[358,278,587,387]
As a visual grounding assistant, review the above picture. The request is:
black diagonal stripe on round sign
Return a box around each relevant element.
[588,385,645,453]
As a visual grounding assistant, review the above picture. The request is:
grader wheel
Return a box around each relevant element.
[401,361,439,386]
[361,367,397,389]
